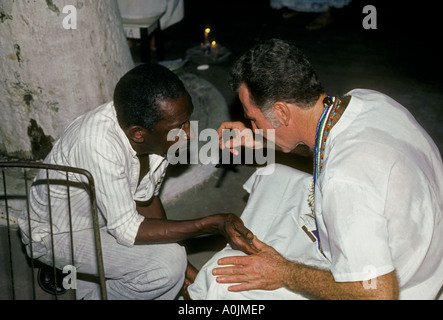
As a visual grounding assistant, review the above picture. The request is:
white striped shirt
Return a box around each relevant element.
[19,102,168,247]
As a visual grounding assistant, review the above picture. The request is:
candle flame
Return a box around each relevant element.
[204,28,211,34]
[211,41,217,46]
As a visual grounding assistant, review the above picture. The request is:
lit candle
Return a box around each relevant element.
[204,28,211,43]
[211,40,218,56]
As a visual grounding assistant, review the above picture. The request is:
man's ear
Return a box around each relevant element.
[273,102,291,126]
[127,125,146,143]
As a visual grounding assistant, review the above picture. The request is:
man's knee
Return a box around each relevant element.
[161,243,187,287]
[125,243,187,299]
[136,243,186,295]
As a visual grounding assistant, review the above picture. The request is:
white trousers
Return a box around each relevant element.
[37,228,187,300]
[188,164,330,300]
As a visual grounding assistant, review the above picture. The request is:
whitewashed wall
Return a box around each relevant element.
[0,0,133,159]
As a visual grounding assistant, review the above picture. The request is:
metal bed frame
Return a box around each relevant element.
[0,162,107,300]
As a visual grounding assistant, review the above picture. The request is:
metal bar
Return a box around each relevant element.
[65,170,76,298]
[2,168,15,300]
[66,170,75,268]
[86,174,108,300]
[45,168,59,300]
[0,162,107,300]
[23,169,36,300]
[0,162,98,176]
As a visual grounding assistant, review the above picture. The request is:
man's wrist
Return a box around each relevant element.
[281,260,298,290]
[198,214,225,235]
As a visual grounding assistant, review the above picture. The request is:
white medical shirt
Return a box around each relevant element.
[19,102,168,248]
[315,89,443,299]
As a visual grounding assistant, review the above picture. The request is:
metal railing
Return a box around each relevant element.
[0,162,107,300]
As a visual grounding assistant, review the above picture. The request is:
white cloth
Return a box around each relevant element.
[117,0,184,30]
[189,89,443,300]
[189,164,330,300]
[18,101,168,250]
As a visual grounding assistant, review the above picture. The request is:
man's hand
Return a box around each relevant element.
[212,236,289,292]
[212,237,400,299]
[217,214,258,255]
[217,121,264,155]
[179,261,199,300]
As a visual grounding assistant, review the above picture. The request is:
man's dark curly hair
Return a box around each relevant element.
[113,63,187,131]
[229,39,324,112]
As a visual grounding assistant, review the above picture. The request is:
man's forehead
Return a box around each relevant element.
[239,85,259,112]
[159,94,192,116]
[157,97,193,128]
